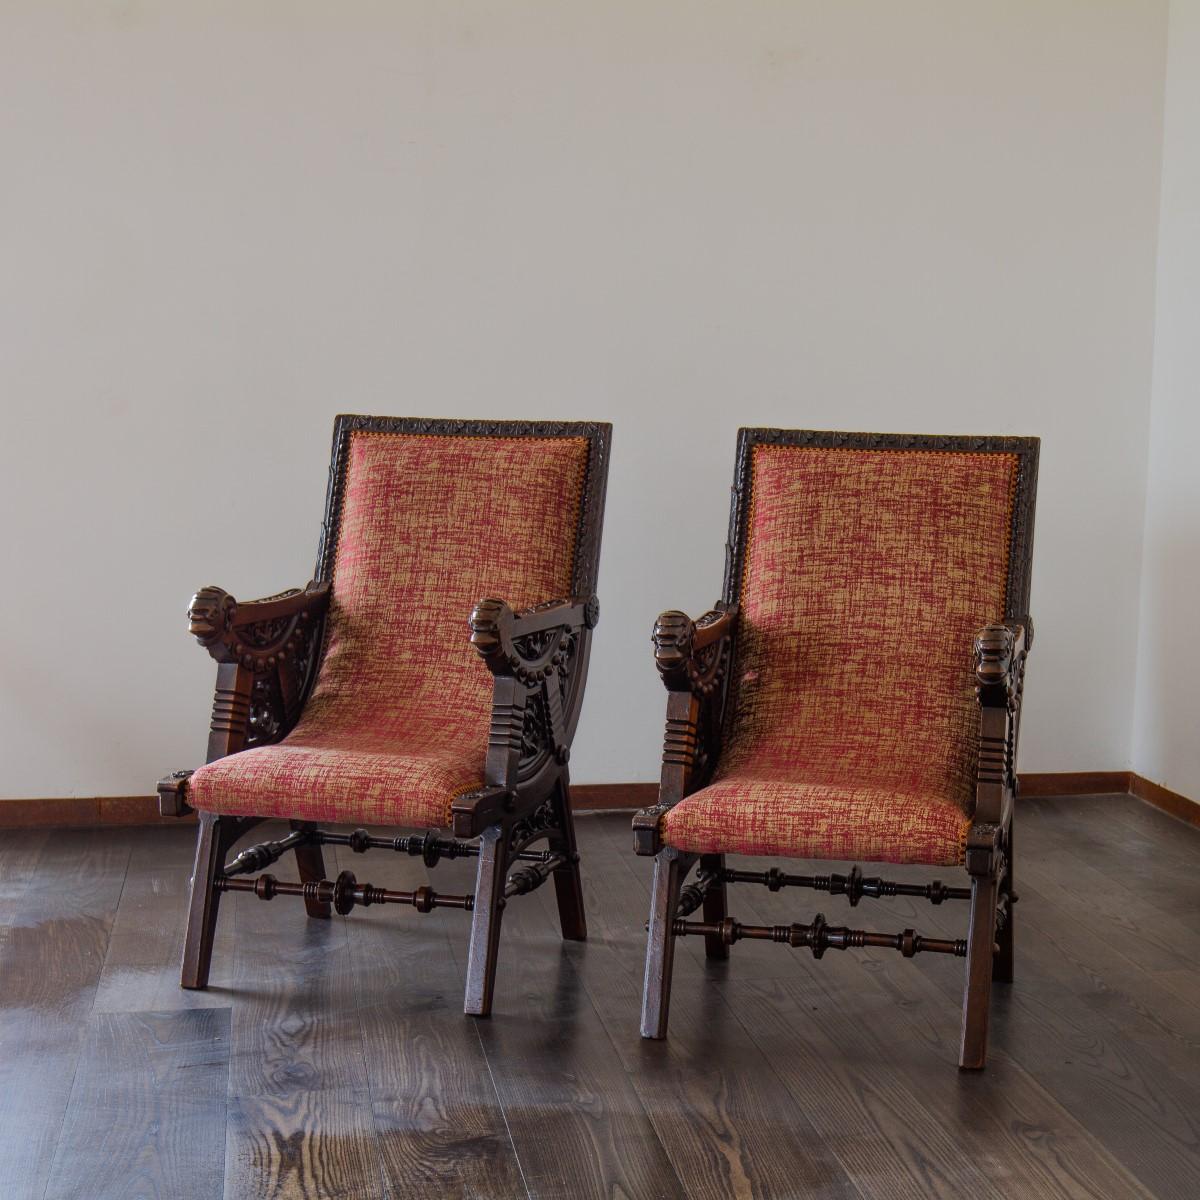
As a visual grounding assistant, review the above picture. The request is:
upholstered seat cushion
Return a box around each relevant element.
[185,728,483,829]
[660,775,970,865]
[187,430,589,826]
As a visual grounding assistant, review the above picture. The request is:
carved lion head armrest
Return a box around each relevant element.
[188,581,331,670]
[652,604,738,697]
[632,603,740,855]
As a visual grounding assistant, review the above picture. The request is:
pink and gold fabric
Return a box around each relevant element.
[187,432,588,827]
[662,445,1017,865]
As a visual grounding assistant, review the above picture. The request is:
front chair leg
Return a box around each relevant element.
[290,820,331,920]
[641,848,692,1039]
[548,778,587,942]
[181,812,229,990]
[464,824,511,1017]
[959,869,1000,1069]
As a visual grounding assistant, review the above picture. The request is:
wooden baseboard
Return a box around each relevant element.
[1128,772,1200,829]
[2,772,1195,829]
[570,782,658,811]
[1017,771,1132,797]
[0,796,197,829]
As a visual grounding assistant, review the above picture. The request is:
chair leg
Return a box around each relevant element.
[464,824,511,1017]
[994,822,1015,984]
[959,870,999,1069]
[181,812,228,990]
[700,852,729,961]
[548,778,587,942]
[290,820,331,919]
[641,849,690,1039]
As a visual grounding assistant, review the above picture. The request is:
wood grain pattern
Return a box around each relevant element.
[330,843,528,1200]
[1,800,1197,1199]
[443,849,687,1200]
[551,817,863,1199]
[44,1009,229,1200]
[0,831,131,1200]
[93,827,233,1013]
[701,846,1158,1200]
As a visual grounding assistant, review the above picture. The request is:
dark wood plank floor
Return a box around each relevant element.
[1,795,1197,1199]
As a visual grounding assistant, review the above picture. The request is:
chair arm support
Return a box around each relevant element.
[184,581,332,769]
[466,595,600,807]
[973,619,1031,826]
[652,604,738,695]
[633,604,740,855]
[188,581,331,669]
[450,785,512,839]
[469,594,599,680]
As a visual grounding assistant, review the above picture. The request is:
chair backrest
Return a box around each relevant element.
[718,431,1038,810]
[299,417,609,752]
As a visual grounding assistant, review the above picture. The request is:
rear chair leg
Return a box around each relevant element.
[181,812,228,990]
[993,823,1015,984]
[700,853,729,961]
[464,824,511,1017]
[290,820,331,919]
[548,778,587,942]
[641,848,691,1039]
[959,870,999,1069]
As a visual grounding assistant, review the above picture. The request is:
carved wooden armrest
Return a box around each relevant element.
[632,604,739,856]
[652,604,738,696]
[972,619,1031,827]
[188,581,331,669]
[973,620,1030,708]
[468,595,599,680]
[164,581,334,796]
[452,594,600,837]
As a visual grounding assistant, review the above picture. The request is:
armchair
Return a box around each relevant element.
[634,429,1038,1070]
[159,415,610,1016]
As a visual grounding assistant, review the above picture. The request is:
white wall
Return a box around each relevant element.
[1134,0,1200,802]
[0,1,1169,799]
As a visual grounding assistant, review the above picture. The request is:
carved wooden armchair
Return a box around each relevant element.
[633,429,1038,1069]
[159,416,610,1016]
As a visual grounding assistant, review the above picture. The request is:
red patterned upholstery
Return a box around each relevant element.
[663,445,1017,865]
[187,432,588,827]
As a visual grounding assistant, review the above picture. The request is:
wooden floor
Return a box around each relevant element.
[1,795,1198,1199]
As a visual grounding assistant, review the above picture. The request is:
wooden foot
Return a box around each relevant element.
[548,780,587,942]
[181,813,227,990]
[700,853,729,961]
[959,871,999,1069]
[640,849,692,1039]
[464,824,511,1017]
[290,820,331,919]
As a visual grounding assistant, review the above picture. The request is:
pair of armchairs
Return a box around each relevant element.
[160,416,1037,1070]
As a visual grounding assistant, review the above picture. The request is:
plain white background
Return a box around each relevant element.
[0,1,1190,801]
[1134,0,1200,803]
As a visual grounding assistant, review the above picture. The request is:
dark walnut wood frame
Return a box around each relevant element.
[158,415,610,1017]
[632,429,1039,1070]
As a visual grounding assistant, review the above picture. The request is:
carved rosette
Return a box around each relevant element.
[508,798,561,858]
